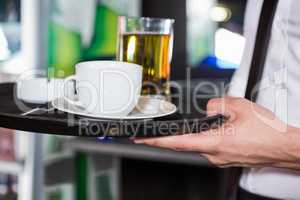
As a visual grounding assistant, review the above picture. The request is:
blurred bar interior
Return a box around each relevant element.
[0,0,247,200]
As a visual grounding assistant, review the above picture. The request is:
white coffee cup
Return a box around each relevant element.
[64,61,142,117]
[17,78,74,104]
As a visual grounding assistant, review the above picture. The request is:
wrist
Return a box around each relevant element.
[275,126,300,170]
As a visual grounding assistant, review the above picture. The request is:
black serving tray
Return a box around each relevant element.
[0,83,226,137]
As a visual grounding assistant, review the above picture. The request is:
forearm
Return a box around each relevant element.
[273,126,300,170]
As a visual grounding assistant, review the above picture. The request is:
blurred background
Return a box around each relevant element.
[0,0,247,200]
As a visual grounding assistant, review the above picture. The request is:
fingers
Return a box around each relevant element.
[134,131,221,154]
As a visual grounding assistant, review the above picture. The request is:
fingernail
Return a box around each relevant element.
[134,140,145,144]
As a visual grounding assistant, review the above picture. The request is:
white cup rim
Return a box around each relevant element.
[75,60,142,71]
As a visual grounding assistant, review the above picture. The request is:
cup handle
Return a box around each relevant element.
[63,75,84,108]
[63,75,98,112]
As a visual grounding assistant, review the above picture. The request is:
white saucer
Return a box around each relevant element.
[51,96,177,120]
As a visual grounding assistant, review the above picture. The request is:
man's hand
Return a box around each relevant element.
[135,97,300,170]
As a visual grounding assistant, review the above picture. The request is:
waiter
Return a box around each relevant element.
[135,0,300,199]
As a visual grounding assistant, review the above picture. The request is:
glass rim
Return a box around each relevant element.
[119,16,175,23]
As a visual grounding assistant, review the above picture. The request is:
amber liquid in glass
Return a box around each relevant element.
[118,33,171,96]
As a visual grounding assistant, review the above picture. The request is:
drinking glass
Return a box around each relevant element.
[117,16,174,97]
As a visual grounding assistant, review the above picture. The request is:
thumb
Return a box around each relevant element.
[206,97,238,123]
